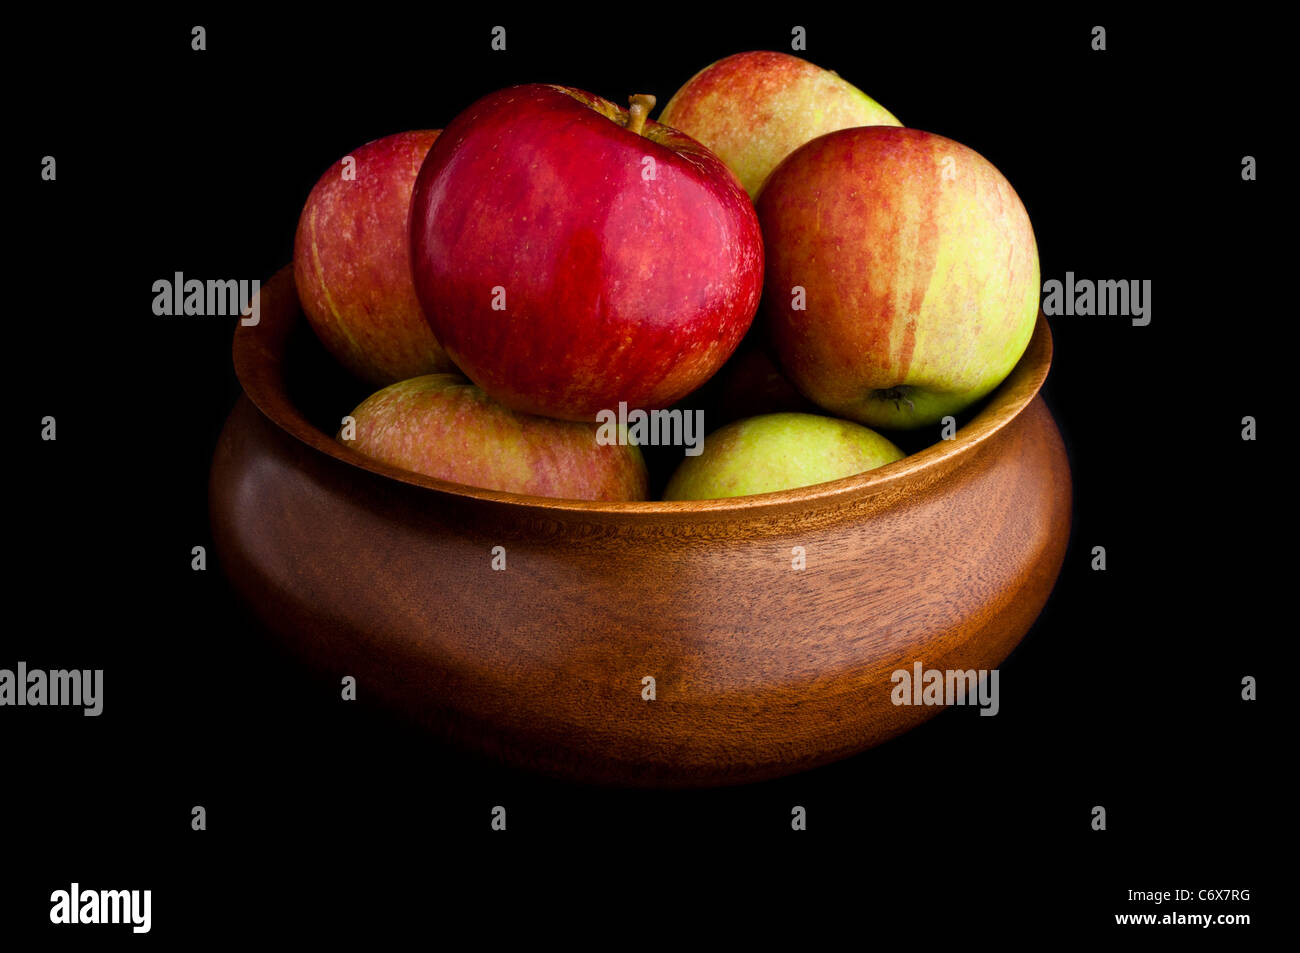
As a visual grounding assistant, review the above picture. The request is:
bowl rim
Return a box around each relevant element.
[234,265,1052,518]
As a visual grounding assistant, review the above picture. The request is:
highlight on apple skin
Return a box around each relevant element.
[293,130,456,387]
[409,84,764,423]
[658,50,901,200]
[338,373,649,502]
[757,126,1040,430]
[662,412,904,500]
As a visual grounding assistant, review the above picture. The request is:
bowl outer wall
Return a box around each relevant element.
[209,266,1072,786]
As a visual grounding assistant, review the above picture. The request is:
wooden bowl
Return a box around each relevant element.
[210,266,1071,787]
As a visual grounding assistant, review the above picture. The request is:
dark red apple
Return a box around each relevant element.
[705,345,820,427]
[409,85,763,422]
[294,130,456,386]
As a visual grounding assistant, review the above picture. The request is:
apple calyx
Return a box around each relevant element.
[870,386,915,412]
[625,94,657,136]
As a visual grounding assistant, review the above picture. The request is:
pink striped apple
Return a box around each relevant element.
[294,130,456,386]
[757,126,1039,430]
[659,51,900,200]
[339,373,647,502]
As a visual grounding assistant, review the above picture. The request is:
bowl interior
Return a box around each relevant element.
[234,266,1052,515]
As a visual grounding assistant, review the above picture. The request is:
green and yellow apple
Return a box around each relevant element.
[757,126,1039,430]
[662,412,903,500]
[339,373,647,502]
[658,51,900,199]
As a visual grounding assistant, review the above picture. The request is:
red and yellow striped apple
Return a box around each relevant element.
[409,84,763,423]
[659,51,900,200]
[339,373,647,502]
[294,130,456,386]
[757,126,1039,430]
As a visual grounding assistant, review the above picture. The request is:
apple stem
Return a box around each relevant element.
[625,94,656,137]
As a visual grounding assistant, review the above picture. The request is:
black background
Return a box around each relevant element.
[10,10,1282,940]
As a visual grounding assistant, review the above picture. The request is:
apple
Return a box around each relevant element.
[757,126,1039,430]
[658,51,900,200]
[338,373,647,502]
[702,345,820,427]
[663,412,903,500]
[409,84,763,423]
[294,130,455,386]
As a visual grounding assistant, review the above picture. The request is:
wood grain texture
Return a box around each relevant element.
[209,266,1072,787]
